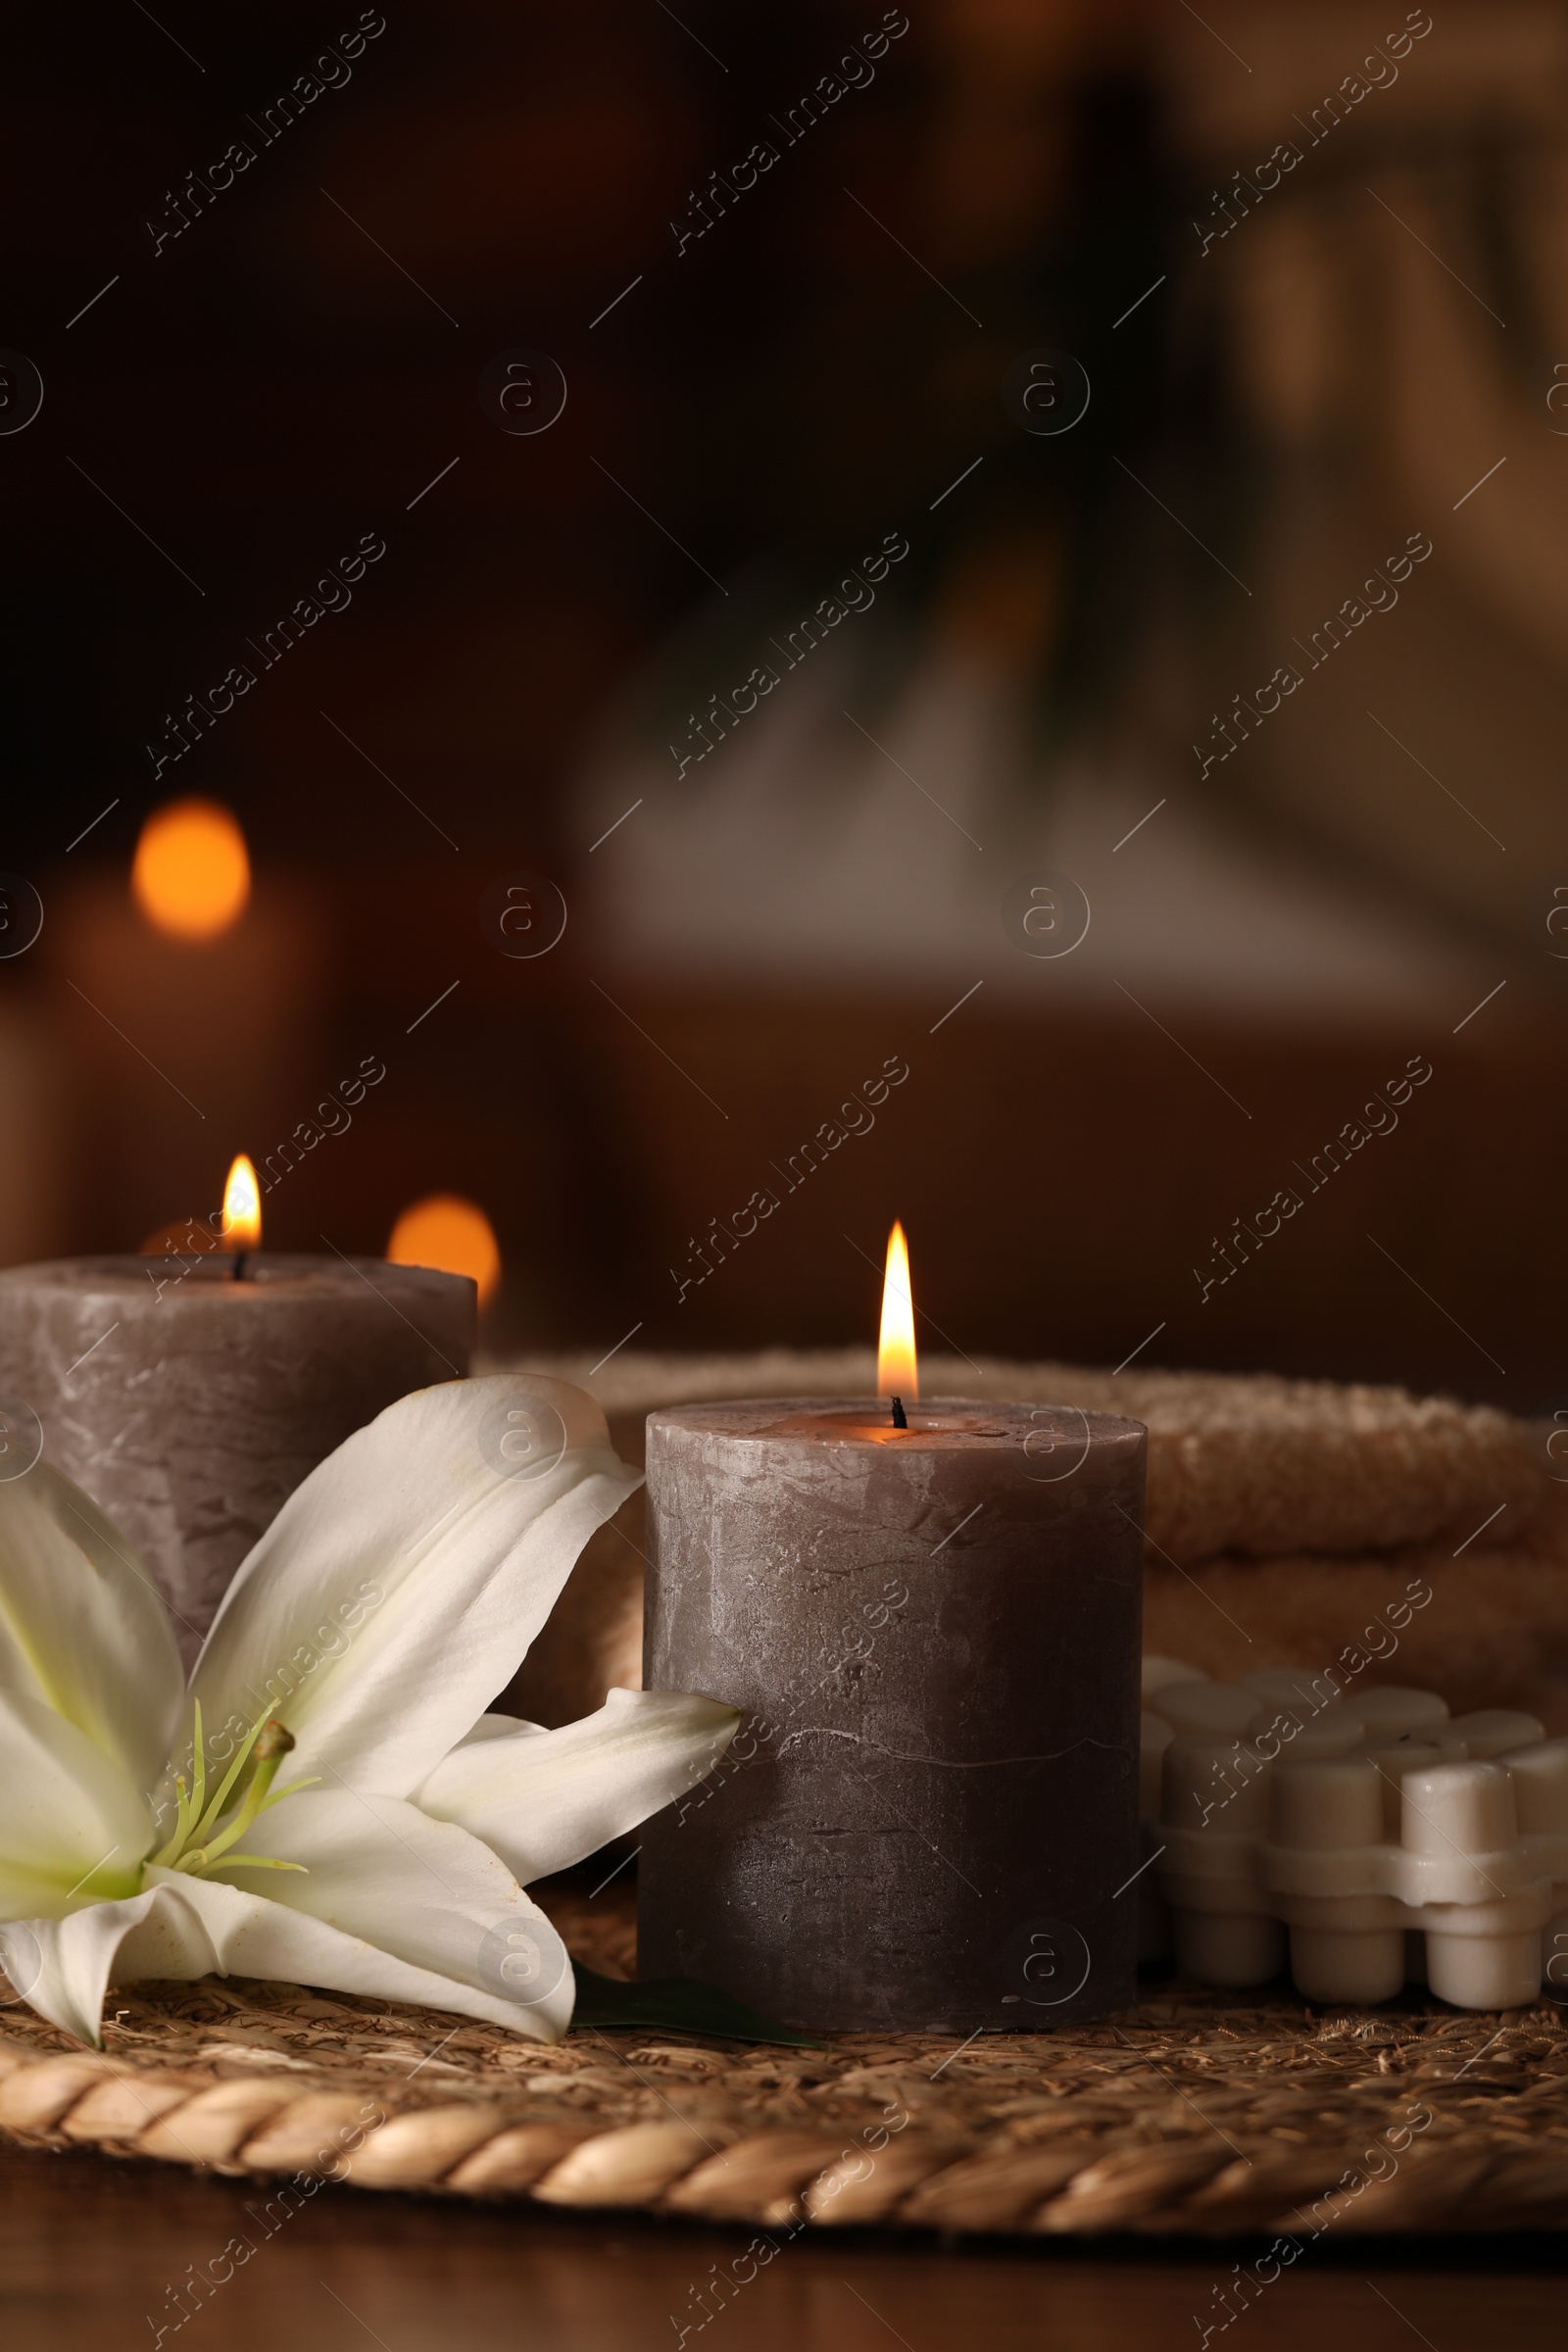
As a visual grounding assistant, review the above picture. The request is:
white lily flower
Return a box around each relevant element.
[0,1375,738,2048]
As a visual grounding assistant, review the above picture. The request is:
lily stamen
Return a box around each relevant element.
[151,1702,265,1869]
[152,1710,318,1880]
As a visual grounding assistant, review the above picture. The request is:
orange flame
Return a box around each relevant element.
[221,1154,262,1253]
[876,1220,918,1400]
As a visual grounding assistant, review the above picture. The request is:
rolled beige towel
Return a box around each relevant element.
[1143,1496,1568,1735]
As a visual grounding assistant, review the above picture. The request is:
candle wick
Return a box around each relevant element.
[232,1252,249,1283]
[890,1396,907,1429]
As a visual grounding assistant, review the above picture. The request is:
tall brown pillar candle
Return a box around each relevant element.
[0,1254,474,1657]
[639,1396,1147,2032]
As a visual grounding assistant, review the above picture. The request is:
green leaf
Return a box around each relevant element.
[569,1964,822,2048]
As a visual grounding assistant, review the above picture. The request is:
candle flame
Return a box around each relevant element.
[876,1219,918,1400]
[221,1154,262,1253]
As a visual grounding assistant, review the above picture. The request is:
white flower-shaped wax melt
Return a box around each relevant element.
[1139,1656,1568,2008]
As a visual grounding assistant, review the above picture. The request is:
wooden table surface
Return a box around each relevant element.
[3,2137,1564,2352]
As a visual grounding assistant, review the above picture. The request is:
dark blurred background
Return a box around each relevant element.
[3,0,1567,1401]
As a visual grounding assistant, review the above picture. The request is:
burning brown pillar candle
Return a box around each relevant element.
[0,1157,474,1658]
[639,1227,1147,2032]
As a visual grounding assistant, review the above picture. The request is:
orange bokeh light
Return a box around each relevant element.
[131,798,251,940]
[387,1195,502,1306]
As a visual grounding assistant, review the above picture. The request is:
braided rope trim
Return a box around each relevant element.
[4,2021,1568,2234]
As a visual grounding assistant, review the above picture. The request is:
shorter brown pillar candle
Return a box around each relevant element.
[0,1254,474,1657]
[639,1395,1147,2032]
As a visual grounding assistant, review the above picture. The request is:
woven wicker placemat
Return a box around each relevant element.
[3,1886,1567,2235]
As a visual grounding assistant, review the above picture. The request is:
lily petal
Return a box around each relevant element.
[5,1855,575,2048]
[415,1687,741,1885]
[454,1711,548,1746]
[0,1690,154,1922]
[0,1887,177,2046]
[187,1377,641,1800]
[207,1787,572,2035]
[0,1462,183,1787]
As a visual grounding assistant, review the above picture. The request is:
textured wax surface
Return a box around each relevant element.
[638,1398,1147,2032]
[0,1256,474,1658]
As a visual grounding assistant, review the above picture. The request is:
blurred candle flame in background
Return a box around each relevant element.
[387,1194,502,1307]
[131,799,251,941]
[877,1219,918,1400]
[221,1153,262,1252]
